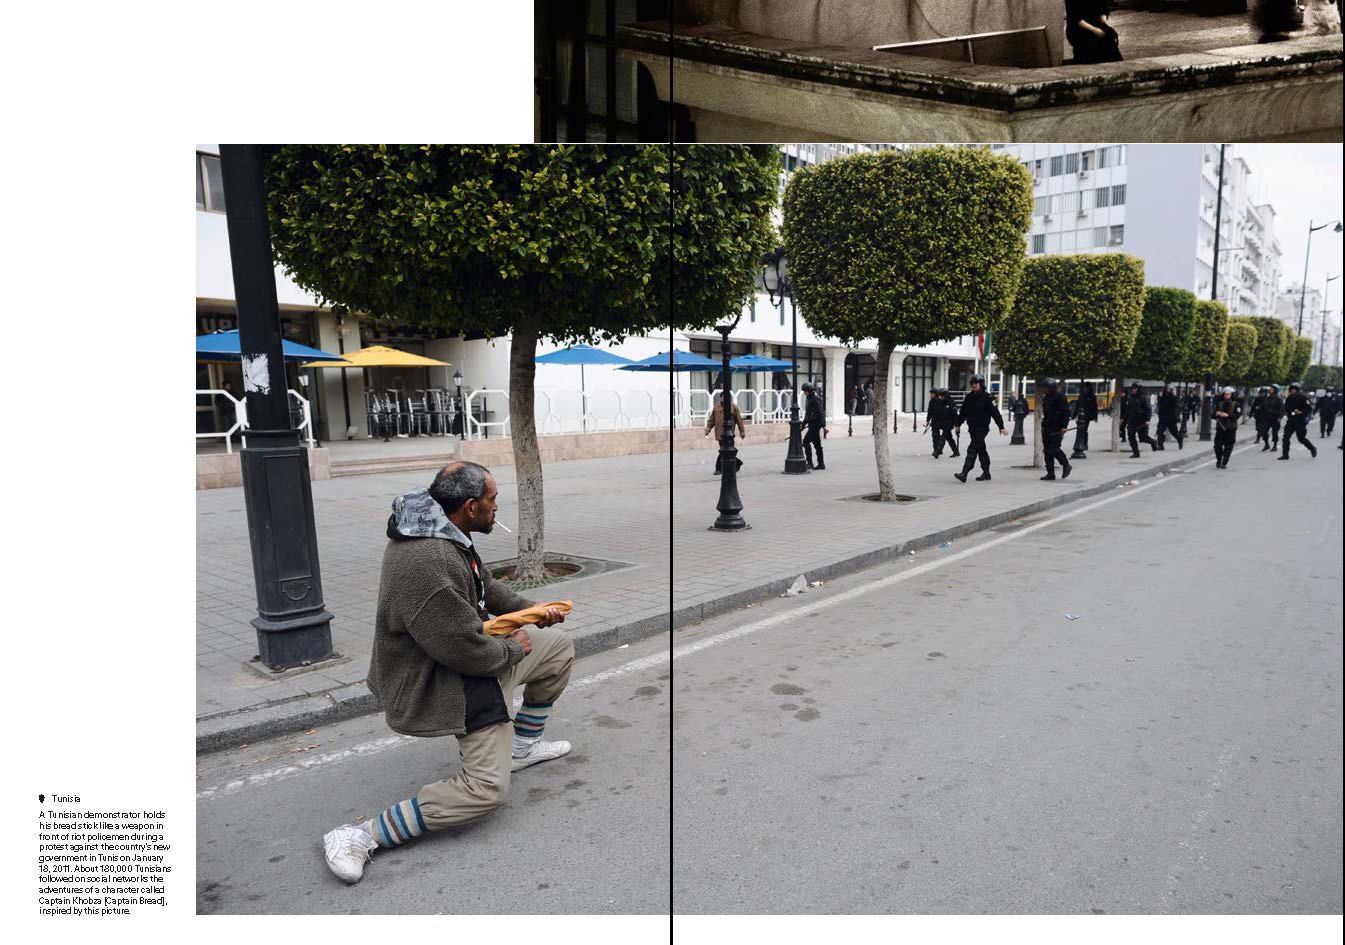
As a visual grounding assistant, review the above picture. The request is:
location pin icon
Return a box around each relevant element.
[39,794,45,803]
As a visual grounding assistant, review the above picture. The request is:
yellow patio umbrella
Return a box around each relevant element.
[299,345,450,369]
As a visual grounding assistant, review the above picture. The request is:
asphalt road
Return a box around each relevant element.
[671,442,1343,914]
[196,632,671,914]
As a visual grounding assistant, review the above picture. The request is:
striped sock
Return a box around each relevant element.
[513,701,553,754]
[371,797,426,848]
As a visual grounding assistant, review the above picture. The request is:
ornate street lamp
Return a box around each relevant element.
[710,316,748,531]
[453,368,465,440]
[756,246,809,475]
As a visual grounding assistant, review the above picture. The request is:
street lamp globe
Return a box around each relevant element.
[453,369,463,390]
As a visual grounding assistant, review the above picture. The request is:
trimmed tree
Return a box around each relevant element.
[1284,336,1313,385]
[1304,364,1343,390]
[781,146,1033,500]
[996,254,1146,465]
[1184,299,1229,430]
[1115,286,1197,449]
[1243,315,1290,387]
[264,144,778,584]
[1221,318,1257,386]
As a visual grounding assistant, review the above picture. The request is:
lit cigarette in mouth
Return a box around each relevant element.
[495,521,512,533]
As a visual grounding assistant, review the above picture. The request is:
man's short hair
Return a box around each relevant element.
[429,462,490,514]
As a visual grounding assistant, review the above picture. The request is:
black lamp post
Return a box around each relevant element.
[1320,274,1340,366]
[711,318,748,531]
[757,246,809,474]
[219,145,335,672]
[453,368,465,440]
[1299,220,1343,335]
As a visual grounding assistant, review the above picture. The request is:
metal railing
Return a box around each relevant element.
[196,389,314,452]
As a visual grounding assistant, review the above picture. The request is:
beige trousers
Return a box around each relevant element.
[416,625,575,830]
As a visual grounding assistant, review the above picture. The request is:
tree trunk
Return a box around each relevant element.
[873,337,896,501]
[1032,380,1044,469]
[508,321,547,586]
[1110,374,1123,452]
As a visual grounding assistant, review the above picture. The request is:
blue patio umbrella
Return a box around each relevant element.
[729,354,794,373]
[535,344,635,432]
[617,349,721,372]
[195,330,347,363]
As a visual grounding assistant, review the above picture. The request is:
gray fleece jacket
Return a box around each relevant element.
[367,488,532,738]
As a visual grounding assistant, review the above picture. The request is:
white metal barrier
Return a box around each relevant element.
[464,389,511,440]
[197,389,315,452]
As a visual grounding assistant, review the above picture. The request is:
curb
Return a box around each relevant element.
[196,446,1209,755]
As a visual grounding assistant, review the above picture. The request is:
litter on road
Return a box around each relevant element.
[1065,613,1080,620]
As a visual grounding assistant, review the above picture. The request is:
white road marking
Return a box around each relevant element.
[671,448,1249,664]
[198,448,1241,802]
[197,648,675,801]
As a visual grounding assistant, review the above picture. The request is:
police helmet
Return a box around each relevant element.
[970,374,985,387]
[1222,386,1235,395]
[1042,377,1059,390]
[1129,381,1141,390]
[1288,381,1300,391]
[1270,383,1280,392]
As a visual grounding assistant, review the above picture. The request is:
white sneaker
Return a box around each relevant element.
[511,738,572,771]
[323,824,378,884]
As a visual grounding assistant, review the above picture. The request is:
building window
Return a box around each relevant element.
[197,152,226,213]
[1094,226,1109,248]
[1031,234,1045,254]
[1049,155,1064,176]
[901,356,936,414]
[1080,150,1093,171]
[1097,144,1126,168]
[749,297,756,323]
[1062,230,1077,251]
[1045,233,1061,253]
[1110,225,1125,246]
[1033,159,1044,179]
[1095,186,1110,208]
[1079,189,1091,211]
[1064,152,1079,174]
[1034,195,1049,217]
[1111,184,1126,206]
[1062,191,1080,215]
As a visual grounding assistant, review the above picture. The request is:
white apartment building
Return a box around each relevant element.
[1276,284,1341,366]
[1000,144,1284,319]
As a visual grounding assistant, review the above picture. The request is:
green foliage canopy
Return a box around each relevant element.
[1284,336,1314,383]
[1304,364,1343,389]
[995,254,1146,379]
[1183,299,1229,379]
[1123,286,1197,380]
[780,146,1033,346]
[1222,318,1257,383]
[1242,316,1290,386]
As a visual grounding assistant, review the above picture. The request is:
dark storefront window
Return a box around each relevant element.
[769,345,826,403]
[536,0,671,142]
[902,356,936,414]
[689,337,752,394]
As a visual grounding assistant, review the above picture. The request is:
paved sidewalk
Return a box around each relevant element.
[198,417,1230,750]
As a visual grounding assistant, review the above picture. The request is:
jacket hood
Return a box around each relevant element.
[386,488,470,547]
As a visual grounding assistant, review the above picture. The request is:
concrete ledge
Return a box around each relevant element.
[197,447,331,490]
[197,444,1209,754]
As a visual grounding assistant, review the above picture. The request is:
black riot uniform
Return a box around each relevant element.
[953,378,1005,482]
[1155,387,1184,450]
[1122,386,1157,456]
[1262,387,1283,450]
[1318,391,1338,437]
[1251,389,1268,444]
[1071,384,1098,458]
[1039,380,1072,480]
[801,385,827,470]
[925,389,959,458]
[1279,386,1318,459]
[1211,389,1241,469]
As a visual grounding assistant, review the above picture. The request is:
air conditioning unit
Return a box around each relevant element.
[1077,209,1089,218]
[1109,237,1123,246]
[1078,170,1089,180]
[1044,213,1053,222]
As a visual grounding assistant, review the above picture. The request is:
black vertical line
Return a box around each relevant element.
[606,0,618,141]
[666,8,675,925]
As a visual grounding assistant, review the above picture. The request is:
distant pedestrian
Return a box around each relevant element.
[215,380,239,435]
[1185,390,1200,423]
[801,383,828,470]
[1155,384,1184,450]
[706,392,746,475]
[1251,386,1268,445]
[1070,381,1098,459]
[953,373,1006,483]
[1212,387,1241,469]
[323,463,572,885]
[1122,382,1158,457]
[1116,388,1130,442]
[1065,0,1123,64]
[1261,384,1283,451]
[923,387,959,459]
[1318,390,1338,437]
[1039,378,1073,480]
[1279,382,1318,460]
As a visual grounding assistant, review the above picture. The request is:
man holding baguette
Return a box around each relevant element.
[322,461,572,884]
